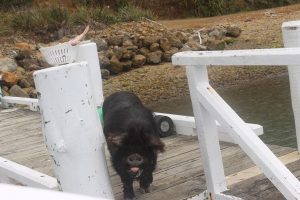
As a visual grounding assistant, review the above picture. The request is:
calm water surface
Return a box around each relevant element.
[151,74,296,148]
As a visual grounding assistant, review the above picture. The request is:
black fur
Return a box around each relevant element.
[103,91,165,200]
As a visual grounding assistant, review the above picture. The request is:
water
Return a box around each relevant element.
[150,74,296,148]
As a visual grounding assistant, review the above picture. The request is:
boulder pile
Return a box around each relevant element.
[93,21,241,78]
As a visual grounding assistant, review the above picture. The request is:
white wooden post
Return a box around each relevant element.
[282,21,300,152]
[186,65,227,196]
[33,62,114,199]
[77,42,104,106]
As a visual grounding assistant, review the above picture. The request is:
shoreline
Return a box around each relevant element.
[103,63,288,107]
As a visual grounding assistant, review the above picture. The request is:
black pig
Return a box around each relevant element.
[103,91,165,200]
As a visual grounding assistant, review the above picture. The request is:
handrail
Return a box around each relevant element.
[172,47,300,66]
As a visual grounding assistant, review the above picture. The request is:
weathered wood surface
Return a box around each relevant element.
[0,108,299,200]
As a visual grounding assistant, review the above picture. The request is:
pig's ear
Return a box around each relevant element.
[107,133,127,146]
[149,136,165,153]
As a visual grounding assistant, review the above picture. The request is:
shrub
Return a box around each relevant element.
[69,6,90,25]
[117,5,156,22]
[0,0,33,9]
[92,7,120,24]
[11,6,69,32]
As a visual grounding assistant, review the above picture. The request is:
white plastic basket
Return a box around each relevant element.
[40,42,77,66]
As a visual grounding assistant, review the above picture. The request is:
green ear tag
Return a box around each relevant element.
[97,107,104,125]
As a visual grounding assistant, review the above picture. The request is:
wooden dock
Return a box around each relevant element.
[1,108,300,200]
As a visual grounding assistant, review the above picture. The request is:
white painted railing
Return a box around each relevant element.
[171,20,300,200]
[0,157,58,190]
[0,184,105,200]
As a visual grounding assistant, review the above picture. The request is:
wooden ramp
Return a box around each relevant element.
[0,108,299,200]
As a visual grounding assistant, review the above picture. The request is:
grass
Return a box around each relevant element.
[10,6,69,32]
[0,4,155,35]
[118,5,156,22]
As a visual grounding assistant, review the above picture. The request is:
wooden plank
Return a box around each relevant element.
[225,159,300,199]
[226,151,300,186]
[0,117,41,131]
[172,47,300,66]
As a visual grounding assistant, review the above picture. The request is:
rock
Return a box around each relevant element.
[175,31,188,43]
[99,52,110,69]
[101,69,110,79]
[150,43,160,52]
[23,71,34,87]
[186,40,207,51]
[107,35,123,46]
[208,29,223,40]
[23,87,37,98]
[226,25,242,37]
[15,42,33,60]
[188,33,208,46]
[9,85,29,98]
[18,79,31,88]
[180,44,192,52]
[27,64,41,71]
[7,51,18,59]
[122,50,135,60]
[105,48,114,59]
[112,46,123,60]
[2,86,9,93]
[125,45,139,51]
[167,36,183,49]
[2,89,9,96]
[29,88,37,98]
[98,52,110,69]
[132,55,146,68]
[57,28,66,39]
[38,58,52,69]
[93,38,108,52]
[162,47,179,62]
[15,67,26,78]
[121,60,133,71]
[17,58,39,71]
[160,38,171,52]
[207,39,226,50]
[1,72,18,87]
[147,51,162,64]
[139,47,150,56]
[0,57,18,72]
[122,38,133,47]
[143,36,160,47]
[108,56,123,74]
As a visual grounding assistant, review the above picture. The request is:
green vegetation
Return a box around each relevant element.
[0,3,155,34]
[11,6,69,32]
[1,0,300,36]
[0,0,33,9]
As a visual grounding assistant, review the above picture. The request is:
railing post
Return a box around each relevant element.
[77,43,104,106]
[282,21,300,152]
[186,65,227,197]
[33,62,114,199]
